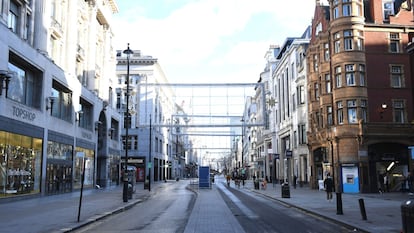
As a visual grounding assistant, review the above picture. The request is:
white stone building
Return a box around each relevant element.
[272,27,311,185]
[0,0,121,199]
[116,48,192,184]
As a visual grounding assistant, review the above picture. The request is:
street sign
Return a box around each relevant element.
[148,162,152,168]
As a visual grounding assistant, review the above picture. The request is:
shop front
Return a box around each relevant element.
[73,146,95,190]
[0,116,43,198]
[368,143,410,193]
[46,138,73,195]
[0,129,42,198]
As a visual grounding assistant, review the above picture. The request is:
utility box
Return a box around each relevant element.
[199,166,210,188]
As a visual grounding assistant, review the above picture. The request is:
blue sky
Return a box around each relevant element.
[112,0,316,84]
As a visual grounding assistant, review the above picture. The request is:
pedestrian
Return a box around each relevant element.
[293,175,297,189]
[324,173,334,202]
[226,174,231,187]
[262,178,267,190]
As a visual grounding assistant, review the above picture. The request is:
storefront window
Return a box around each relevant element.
[109,153,120,186]
[47,141,72,160]
[0,131,42,197]
[73,147,94,189]
[46,141,73,194]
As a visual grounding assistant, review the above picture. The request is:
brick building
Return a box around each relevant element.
[307,0,414,193]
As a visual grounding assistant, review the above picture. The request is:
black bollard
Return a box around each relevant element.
[358,198,367,220]
[336,192,343,215]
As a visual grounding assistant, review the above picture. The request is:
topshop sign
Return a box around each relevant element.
[12,106,36,121]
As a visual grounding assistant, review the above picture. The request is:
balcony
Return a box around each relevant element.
[77,44,85,61]
[50,18,63,38]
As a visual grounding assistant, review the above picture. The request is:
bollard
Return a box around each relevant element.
[358,198,367,220]
[401,194,414,233]
[336,192,343,215]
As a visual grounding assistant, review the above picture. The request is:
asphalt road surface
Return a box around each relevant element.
[218,179,357,233]
[73,177,357,233]
[72,181,195,233]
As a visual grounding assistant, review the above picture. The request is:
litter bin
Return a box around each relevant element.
[281,182,290,198]
[401,194,414,233]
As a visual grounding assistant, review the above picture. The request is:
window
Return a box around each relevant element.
[51,80,73,122]
[333,5,339,19]
[110,119,119,140]
[298,85,305,104]
[324,43,330,61]
[314,82,319,99]
[344,30,353,50]
[49,36,61,65]
[313,54,318,72]
[335,66,342,88]
[356,31,364,50]
[389,33,400,53]
[343,0,352,16]
[133,136,138,150]
[8,53,43,108]
[334,32,341,53]
[345,64,356,86]
[327,106,333,126]
[390,65,403,88]
[298,124,307,144]
[359,64,366,86]
[116,90,121,109]
[361,100,367,122]
[393,100,405,123]
[8,1,19,33]
[347,100,357,123]
[383,0,395,20]
[325,74,331,93]
[293,130,298,148]
[337,101,344,124]
[155,137,159,153]
[316,22,322,35]
[79,98,93,129]
[122,136,132,150]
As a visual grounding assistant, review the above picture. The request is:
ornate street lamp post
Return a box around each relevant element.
[123,43,133,202]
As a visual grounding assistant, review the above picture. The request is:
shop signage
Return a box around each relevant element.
[81,131,92,140]
[129,158,144,163]
[12,106,36,121]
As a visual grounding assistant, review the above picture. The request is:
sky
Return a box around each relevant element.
[112,0,316,84]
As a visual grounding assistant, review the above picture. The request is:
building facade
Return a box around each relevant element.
[0,0,121,200]
[307,0,414,193]
[271,30,311,185]
[116,49,192,184]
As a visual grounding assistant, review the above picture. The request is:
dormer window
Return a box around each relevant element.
[383,0,395,20]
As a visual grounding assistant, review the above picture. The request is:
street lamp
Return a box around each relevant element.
[123,43,133,202]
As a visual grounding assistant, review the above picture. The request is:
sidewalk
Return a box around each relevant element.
[0,182,165,233]
[244,180,408,233]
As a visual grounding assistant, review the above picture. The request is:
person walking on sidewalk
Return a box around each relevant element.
[324,173,334,202]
